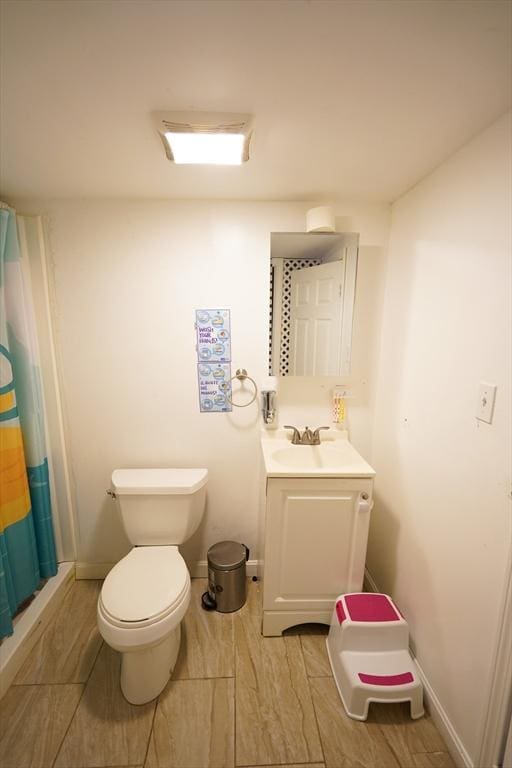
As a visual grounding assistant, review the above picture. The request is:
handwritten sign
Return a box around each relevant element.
[197,363,232,412]
[195,310,232,412]
[195,309,231,363]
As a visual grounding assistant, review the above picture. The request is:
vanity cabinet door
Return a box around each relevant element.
[263,477,372,614]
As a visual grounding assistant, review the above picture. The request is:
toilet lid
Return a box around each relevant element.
[111,468,207,495]
[101,547,189,624]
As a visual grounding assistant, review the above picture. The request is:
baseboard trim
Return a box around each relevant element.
[363,566,380,594]
[0,562,74,700]
[363,567,471,768]
[413,655,472,768]
[75,562,115,579]
[75,559,261,580]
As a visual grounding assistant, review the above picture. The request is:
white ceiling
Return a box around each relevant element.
[1,0,510,203]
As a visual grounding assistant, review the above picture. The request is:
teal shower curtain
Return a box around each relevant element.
[0,205,57,639]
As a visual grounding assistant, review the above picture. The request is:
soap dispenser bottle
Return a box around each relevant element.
[261,376,278,428]
[332,385,353,428]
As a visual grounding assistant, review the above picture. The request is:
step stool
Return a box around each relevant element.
[326,593,424,721]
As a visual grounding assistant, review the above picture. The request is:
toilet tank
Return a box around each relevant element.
[111,468,208,546]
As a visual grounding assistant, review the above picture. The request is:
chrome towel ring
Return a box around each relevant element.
[226,368,258,408]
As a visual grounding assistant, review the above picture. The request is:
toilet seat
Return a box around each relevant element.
[100,546,188,627]
[98,546,191,652]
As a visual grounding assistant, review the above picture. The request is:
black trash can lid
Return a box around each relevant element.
[207,540,247,571]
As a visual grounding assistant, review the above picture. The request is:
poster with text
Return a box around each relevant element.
[197,363,232,412]
[195,309,231,363]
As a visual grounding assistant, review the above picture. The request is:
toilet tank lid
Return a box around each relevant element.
[111,468,208,495]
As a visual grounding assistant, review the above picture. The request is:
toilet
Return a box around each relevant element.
[97,467,208,705]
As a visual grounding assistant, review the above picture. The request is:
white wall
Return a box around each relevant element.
[15,199,389,572]
[368,111,512,766]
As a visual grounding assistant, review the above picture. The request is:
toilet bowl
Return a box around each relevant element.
[97,468,207,704]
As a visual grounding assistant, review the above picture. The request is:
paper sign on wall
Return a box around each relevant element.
[197,363,232,412]
[195,309,231,362]
[195,310,232,412]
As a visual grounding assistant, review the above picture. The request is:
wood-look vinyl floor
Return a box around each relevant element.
[0,579,455,768]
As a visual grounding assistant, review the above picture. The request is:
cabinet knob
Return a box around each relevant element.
[361,492,369,500]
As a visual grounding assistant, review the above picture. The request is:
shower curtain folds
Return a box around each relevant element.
[0,205,57,639]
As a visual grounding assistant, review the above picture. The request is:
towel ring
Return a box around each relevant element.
[226,368,258,408]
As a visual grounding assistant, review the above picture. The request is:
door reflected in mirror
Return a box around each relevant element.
[269,232,359,377]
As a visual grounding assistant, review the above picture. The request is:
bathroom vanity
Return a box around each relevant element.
[260,431,375,636]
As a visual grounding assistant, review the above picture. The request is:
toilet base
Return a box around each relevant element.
[120,625,181,705]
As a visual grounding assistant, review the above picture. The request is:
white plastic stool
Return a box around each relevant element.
[326,593,424,721]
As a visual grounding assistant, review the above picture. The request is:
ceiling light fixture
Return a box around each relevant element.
[154,111,253,166]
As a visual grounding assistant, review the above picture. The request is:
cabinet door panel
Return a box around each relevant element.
[263,478,371,613]
[278,491,356,597]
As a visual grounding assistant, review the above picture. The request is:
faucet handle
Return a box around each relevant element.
[284,425,301,444]
[312,426,330,439]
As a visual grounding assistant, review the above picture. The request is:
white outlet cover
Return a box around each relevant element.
[476,382,497,424]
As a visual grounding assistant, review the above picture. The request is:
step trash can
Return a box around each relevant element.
[201,540,249,612]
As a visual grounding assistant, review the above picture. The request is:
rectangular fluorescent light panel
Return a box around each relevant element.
[164,132,245,165]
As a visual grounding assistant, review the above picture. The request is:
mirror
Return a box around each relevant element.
[269,232,359,377]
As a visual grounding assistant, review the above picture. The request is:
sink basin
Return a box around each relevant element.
[271,445,349,469]
[260,430,375,478]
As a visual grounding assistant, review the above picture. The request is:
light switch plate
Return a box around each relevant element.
[476,382,497,424]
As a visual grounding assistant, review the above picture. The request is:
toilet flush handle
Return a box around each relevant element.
[106,489,117,499]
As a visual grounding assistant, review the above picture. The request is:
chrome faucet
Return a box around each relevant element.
[284,425,330,445]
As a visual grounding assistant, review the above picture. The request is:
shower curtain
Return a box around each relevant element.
[0,205,57,639]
